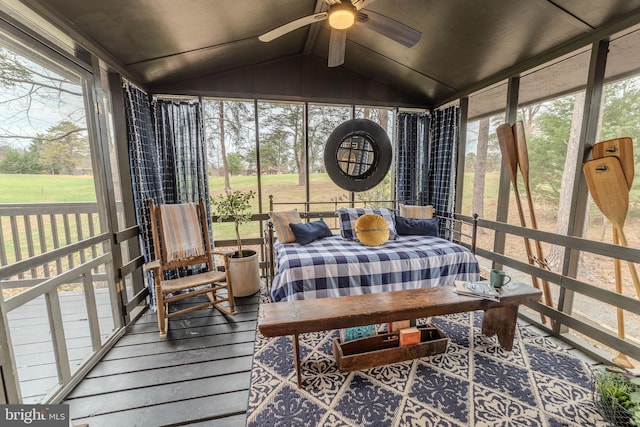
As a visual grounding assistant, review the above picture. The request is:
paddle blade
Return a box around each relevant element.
[328,29,347,67]
[592,137,634,190]
[583,157,629,225]
[259,12,328,42]
[496,123,519,186]
[513,121,530,182]
[356,9,421,47]
[352,0,377,11]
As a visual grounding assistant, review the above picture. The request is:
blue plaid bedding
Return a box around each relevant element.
[270,235,480,302]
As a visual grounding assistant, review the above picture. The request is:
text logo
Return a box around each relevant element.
[1,405,69,426]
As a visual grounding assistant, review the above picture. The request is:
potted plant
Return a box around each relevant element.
[593,368,640,426]
[210,190,260,297]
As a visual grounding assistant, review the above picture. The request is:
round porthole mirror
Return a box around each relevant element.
[324,119,392,192]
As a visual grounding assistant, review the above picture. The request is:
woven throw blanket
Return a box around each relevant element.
[159,203,205,262]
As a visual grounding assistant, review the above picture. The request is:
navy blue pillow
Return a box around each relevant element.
[289,219,333,245]
[395,215,439,237]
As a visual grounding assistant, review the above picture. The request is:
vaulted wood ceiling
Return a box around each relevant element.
[19,0,640,108]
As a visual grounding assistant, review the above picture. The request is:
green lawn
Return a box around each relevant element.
[0,173,320,245]
[0,173,309,204]
[0,171,490,242]
[209,173,349,239]
[3,171,638,260]
[0,174,97,203]
[460,171,501,217]
[0,170,538,244]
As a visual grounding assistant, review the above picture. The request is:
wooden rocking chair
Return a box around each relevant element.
[146,197,235,337]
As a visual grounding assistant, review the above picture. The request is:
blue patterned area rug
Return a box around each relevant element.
[246,311,609,426]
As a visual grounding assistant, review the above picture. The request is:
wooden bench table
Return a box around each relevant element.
[258,282,542,387]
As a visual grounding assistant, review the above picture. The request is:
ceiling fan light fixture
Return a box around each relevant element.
[328,2,356,30]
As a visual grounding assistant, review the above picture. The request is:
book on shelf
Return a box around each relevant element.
[399,327,421,346]
[388,320,411,332]
[453,280,500,302]
[381,319,417,334]
[340,325,377,342]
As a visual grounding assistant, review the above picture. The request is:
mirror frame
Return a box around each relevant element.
[323,118,392,192]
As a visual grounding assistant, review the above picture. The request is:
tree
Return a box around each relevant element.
[259,102,305,185]
[217,100,231,190]
[308,105,351,173]
[204,100,254,190]
[600,79,640,215]
[520,91,598,275]
[467,115,503,220]
[465,151,476,170]
[518,105,541,130]
[0,50,31,88]
[226,152,244,176]
[258,128,292,173]
[356,173,393,204]
[525,97,574,203]
[0,148,42,174]
[486,116,504,172]
[0,47,86,158]
[600,79,640,143]
[547,92,585,270]
[31,120,88,175]
[472,117,489,218]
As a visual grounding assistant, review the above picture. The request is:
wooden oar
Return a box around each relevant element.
[513,121,554,313]
[497,124,546,323]
[592,137,634,190]
[589,142,640,300]
[614,227,640,300]
[583,156,634,368]
[612,227,633,368]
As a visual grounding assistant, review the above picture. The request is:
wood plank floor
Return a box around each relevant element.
[64,291,260,427]
[9,288,115,403]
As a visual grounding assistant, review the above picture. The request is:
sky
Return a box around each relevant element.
[0,45,86,150]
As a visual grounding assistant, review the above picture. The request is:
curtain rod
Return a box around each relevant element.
[398,107,429,113]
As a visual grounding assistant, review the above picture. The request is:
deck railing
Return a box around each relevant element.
[0,201,125,404]
[0,203,105,290]
[454,213,640,366]
[2,201,639,402]
[260,198,640,365]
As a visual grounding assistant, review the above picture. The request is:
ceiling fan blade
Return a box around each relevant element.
[352,0,376,11]
[356,10,421,47]
[259,12,328,42]
[328,29,347,67]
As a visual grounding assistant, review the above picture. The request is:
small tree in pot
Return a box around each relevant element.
[210,189,256,258]
[210,190,260,296]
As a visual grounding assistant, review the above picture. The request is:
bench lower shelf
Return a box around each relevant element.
[259,283,542,388]
[332,324,448,372]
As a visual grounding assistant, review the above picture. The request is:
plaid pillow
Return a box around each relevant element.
[337,207,397,240]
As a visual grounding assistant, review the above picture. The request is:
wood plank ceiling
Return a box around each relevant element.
[20,0,640,107]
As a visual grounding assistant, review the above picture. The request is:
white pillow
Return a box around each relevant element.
[399,204,433,219]
[269,210,302,243]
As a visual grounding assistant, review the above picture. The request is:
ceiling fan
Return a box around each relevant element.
[258,0,422,67]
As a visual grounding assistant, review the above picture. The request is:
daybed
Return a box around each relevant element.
[266,203,480,303]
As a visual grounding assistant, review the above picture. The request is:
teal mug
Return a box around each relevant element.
[490,269,511,288]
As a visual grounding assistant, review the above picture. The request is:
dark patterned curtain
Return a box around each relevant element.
[428,105,459,238]
[395,112,430,204]
[153,99,209,207]
[124,82,210,304]
[123,82,162,265]
[154,99,212,246]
